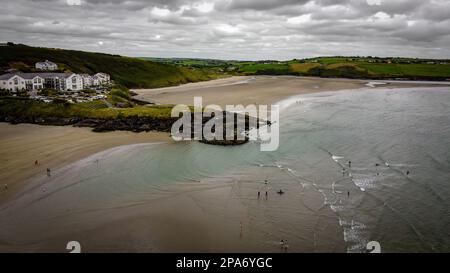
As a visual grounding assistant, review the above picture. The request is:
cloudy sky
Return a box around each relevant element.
[1,0,450,60]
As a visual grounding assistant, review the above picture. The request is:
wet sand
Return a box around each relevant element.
[0,149,345,253]
[0,123,170,202]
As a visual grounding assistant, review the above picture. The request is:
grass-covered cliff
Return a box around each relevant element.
[0,43,220,88]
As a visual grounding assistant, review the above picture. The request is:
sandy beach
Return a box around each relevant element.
[132,75,442,108]
[0,124,171,202]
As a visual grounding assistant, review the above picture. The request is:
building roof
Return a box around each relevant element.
[0,72,75,80]
[95,72,110,77]
[0,73,17,80]
[36,60,57,66]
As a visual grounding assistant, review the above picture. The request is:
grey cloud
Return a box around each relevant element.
[1,0,449,60]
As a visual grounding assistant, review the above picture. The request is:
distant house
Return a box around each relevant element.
[80,74,93,87]
[94,72,111,85]
[35,60,58,71]
[0,72,82,92]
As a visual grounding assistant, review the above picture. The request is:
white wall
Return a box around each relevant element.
[65,74,84,91]
[0,75,26,92]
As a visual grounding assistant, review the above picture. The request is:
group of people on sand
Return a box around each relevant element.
[280,239,289,252]
[256,179,290,252]
[34,159,52,177]
[257,179,286,200]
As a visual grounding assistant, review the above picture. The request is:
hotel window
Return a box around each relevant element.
[14,78,18,85]
[34,78,38,83]
[72,77,77,83]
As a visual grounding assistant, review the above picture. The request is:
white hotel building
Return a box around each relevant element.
[0,72,110,92]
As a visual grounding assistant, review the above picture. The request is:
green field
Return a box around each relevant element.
[150,56,450,80]
[0,44,221,89]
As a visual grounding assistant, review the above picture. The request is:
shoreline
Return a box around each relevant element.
[1,76,449,252]
[0,123,171,203]
[2,76,448,201]
[132,75,448,108]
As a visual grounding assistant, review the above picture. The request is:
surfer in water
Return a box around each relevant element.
[277,190,285,195]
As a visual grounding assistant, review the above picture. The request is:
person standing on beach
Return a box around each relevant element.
[47,168,51,177]
[283,240,289,253]
[35,160,39,166]
[258,191,261,199]
[240,221,243,238]
[265,191,268,199]
[348,161,352,168]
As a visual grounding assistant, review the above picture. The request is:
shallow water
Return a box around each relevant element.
[1,86,449,252]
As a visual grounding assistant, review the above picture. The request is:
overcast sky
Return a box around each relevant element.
[1,0,450,60]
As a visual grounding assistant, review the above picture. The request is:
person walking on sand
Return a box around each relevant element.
[240,221,243,238]
[258,191,261,199]
[47,168,51,177]
[265,191,268,199]
[348,161,352,168]
[348,191,350,198]
[283,240,289,253]
[280,239,285,248]
[34,160,39,166]
[406,170,410,176]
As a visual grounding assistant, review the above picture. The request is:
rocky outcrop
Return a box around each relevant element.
[0,111,266,146]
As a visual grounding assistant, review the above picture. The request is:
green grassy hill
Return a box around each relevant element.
[0,44,219,88]
[239,57,450,80]
[151,56,450,80]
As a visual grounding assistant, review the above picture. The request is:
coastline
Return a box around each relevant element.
[2,76,448,200]
[2,76,450,252]
[132,75,447,108]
